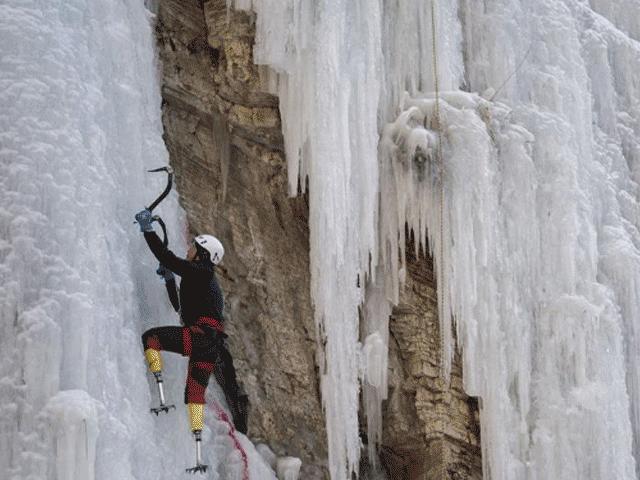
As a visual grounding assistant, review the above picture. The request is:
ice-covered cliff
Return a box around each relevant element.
[229,0,640,479]
[3,0,640,479]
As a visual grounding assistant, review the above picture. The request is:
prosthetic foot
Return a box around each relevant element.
[185,430,208,474]
[145,348,175,415]
[186,404,208,474]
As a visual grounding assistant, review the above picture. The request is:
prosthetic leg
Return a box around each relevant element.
[144,348,176,415]
[186,403,208,474]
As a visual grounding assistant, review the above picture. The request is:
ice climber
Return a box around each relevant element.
[134,208,248,473]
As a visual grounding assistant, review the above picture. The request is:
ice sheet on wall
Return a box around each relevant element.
[0,2,278,479]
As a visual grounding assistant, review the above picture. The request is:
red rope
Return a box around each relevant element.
[210,401,249,480]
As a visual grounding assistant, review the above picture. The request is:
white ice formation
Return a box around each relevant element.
[228,0,640,479]
[276,456,303,480]
[256,443,278,470]
[0,1,277,479]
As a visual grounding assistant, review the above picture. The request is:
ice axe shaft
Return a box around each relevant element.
[152,215,169,247]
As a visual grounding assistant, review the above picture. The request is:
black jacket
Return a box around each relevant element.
[143,232,225,326]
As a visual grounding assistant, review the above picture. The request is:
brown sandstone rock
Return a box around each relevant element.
[382,244,481,479]
[155,2,326,478]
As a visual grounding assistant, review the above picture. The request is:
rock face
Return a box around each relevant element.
[382,244,481,479]
[154,1,481,478]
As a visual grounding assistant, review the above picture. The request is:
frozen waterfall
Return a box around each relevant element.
[0,1,276,479]
[3,0,640,479]
[230,0,640,479]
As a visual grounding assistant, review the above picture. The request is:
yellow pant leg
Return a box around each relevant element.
[144,348,163,373]
[188,403,204,432]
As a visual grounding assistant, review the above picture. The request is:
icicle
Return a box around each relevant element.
[361,273,391,470]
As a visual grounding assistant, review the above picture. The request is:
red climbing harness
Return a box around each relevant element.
[196,316,224,333]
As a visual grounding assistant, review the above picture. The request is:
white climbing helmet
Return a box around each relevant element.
[194,234,224,265]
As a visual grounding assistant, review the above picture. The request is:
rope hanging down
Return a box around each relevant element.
[430,0,449,376]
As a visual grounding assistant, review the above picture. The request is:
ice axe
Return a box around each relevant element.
[146,166,174,212]
[145,166,174,254]
[133,165,174,229]
[135,166,173,244]
[136,166,181,312]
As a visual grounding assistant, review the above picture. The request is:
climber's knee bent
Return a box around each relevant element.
[141,326,188,373]
[142,328,164,373]
[142,328,163,350]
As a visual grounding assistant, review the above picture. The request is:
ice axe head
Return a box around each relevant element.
[147,166,173,174]
[146,166,174,212]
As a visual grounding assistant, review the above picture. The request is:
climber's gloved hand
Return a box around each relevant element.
[134,209,154,232]
[156,264,175,282]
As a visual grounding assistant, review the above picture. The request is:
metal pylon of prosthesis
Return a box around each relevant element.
[149,372,176,415]
[186,430,209,474]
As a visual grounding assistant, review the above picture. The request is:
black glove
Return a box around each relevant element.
[134,209,154,232]
[156,264,175,282]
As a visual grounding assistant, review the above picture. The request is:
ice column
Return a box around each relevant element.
[361,274,391,469]
[42,391,99,480]
[229,1,384,477]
